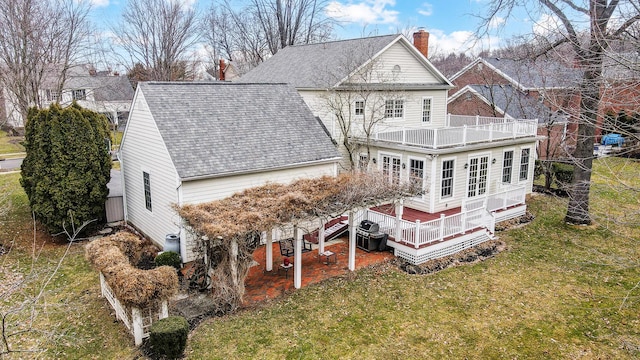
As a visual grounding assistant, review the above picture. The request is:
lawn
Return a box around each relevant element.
[0,130,24,156]
[0,158,638,359]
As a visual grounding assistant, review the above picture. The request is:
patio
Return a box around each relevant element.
[242,235,394,307]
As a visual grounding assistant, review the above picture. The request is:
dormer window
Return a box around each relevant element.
[73,89,86,101]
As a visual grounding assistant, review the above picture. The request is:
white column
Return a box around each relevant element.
[318,218,326,254]
[132,307,143,346]
[230,238,239,287]
[395,202,403,243]
[348,211,356,271]
[161,300,169,318]
[294,225,302,289]
[266,230,273,271]
[414,220,421,249]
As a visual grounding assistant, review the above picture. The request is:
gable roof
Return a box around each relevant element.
[450,84,559,123]
[66,75,134,102]
[451,57,582,90]
[136,82,340,180]
[238,34,451,89]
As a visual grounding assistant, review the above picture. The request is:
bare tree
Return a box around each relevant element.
[113,0,200,81]
[0,0,91,127]
[478,0,640,225]
[319,43,405,171]
[203,0,334,74]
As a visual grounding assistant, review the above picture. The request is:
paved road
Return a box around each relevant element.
[0,157,23,171]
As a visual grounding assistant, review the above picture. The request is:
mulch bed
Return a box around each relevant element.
[396,211,535,275]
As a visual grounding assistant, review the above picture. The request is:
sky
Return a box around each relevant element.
[88,0,542,58]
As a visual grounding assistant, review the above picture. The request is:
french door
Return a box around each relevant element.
[467,155,489,198]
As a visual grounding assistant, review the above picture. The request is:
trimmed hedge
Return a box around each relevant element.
[155,251,181,269]
[149,316,189,359]
[551,162,574,188]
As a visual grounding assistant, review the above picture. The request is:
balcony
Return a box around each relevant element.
[353,115,538,150]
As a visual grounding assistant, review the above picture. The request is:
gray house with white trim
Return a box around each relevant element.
[119,82,340,261]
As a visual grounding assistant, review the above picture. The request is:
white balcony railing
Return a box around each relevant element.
[352,115,538,149]
[363,184,527,249]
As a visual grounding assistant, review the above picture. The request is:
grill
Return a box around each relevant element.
[356,220,387,252]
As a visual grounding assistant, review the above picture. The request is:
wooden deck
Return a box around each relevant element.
[370,204,462,223]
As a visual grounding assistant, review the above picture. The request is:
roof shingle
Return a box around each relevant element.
[138,82,340,179]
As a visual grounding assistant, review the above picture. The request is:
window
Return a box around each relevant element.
[409,159,424,180]
[441,159,454,198]
[358,153,369,171]
[422,98,432,122]
[468,156,488,197]
[502,150,514,183]
[73,89,86,101]
[143,171,152,211]
[384,99,403,119]
[382,155,401,184]
[519,148,531,180]
[46,89,59,102]
[354,100,364,116]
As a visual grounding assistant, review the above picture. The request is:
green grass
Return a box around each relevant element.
[0,173,141,359]
[1,158,639,359]
[0,130,25,156]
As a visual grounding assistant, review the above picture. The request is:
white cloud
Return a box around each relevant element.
[532,13,562,36]
[326,0,399,24]
[87,0,109,7]
[417,2,433,17]
[427,29,500,55]
[489,16,505,29]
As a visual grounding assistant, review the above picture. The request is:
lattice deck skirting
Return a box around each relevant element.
[393,230,491,265]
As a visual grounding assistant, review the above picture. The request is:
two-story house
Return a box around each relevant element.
[3,64,133,129]
[239,32,539,265]
[448,57,582,159]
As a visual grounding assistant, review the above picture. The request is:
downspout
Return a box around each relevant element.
[117,150,128,222]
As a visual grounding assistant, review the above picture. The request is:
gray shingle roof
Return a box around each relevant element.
[138,82,340,179]
[484,57,582,89]
[470,84,552,122]
[237,34,401,88]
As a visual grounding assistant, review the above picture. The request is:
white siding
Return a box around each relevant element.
[181,163,337,204]
[120,90,181,252]
[369,42,440,84]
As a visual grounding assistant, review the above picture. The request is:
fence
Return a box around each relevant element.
[100,272,168,345]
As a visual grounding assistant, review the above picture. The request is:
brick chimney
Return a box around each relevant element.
[219,59,226,81]
[413,29,429,59]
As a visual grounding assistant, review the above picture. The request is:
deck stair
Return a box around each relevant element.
[304,217,349,244]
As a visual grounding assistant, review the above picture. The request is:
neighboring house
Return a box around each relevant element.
[3,64,134,129]
[448,57,582,159]
[119,82,341,262]
[239,32,538,265]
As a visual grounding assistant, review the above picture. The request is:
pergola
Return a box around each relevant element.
[176,173,422,309]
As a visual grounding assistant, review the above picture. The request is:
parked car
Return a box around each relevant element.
[601,133,625,146]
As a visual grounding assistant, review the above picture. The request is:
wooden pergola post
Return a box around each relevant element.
[294,225,302,289]
[318,218,326,255]
[265,230,273,271]
[348,210,356,271]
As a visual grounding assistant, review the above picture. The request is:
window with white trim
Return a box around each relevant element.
[519,148,531,180]
[358,153,369,171]
[143,171,152,211]
[382,155,401,184]
[441,159,454,198]
[502,150,514,183]
[73,89,86,101]
[409,159,424,180]
[422,98,432,122]
[384,99,403,119]
[46,89,60,102]
[354,100,364,116]
[468,156,488,197]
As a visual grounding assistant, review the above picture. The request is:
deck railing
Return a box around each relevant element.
[364,184,527,248]
[352,115,537,149]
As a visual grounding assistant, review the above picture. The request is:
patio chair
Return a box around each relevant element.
[278,237,312,258]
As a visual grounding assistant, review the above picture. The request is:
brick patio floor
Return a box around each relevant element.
[242,235,394,307]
